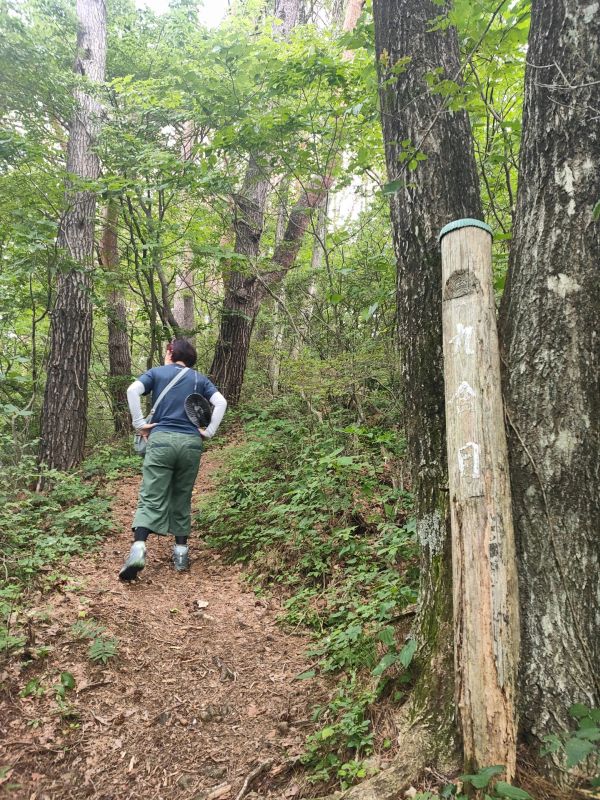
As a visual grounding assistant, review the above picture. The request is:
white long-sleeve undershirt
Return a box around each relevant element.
[126,381,227,439]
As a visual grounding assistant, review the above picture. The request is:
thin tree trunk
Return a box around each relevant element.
[291,203,325,359]
[273,0,300,36]
[101,201,132,435]
[174,121,196,341]
[210,0,358,403]
[268,186,290,394]
[39,0,106,471]
[373,0,482,762]
[210,0,302,400]
[499,0,600,777]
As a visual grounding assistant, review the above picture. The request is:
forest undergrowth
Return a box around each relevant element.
[0,413,598,798]
[0,442,139,653]
[198,397,422,789]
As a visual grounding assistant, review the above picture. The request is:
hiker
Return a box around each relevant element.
[119,339,227,581]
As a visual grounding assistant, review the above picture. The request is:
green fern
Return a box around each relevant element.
[88,636,118,664]
[71,618,105,640]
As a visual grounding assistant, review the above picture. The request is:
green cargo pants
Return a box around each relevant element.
[132,431,203,538]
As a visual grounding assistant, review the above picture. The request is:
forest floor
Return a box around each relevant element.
[0,443,332,800]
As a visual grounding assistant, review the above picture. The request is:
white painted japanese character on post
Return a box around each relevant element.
[450,323,475,355]
[453,381,477,414]
[458,442,480,480]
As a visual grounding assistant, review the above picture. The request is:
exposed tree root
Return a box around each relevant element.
[317,714,458,800]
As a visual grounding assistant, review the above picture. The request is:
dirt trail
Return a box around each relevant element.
[1,446,327,800]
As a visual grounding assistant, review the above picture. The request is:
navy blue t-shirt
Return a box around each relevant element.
[138,365,218,437]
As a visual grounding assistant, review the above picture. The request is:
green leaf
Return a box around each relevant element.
[592,200,600,221]
[381,179,404,195]
[565,736,595,768]
[460,766,504,789]
[360,303,379,321]
[540,734,562,756]
[398,638,417,668]
[372,651,399,677]
[88,637,118,664]
[494,782,532,799]
[377,626,395,646]
[296,669,316,680]
[60,671,75,690]
[321,726,335,740]
[570,703,590,719]
[576,726,600,741]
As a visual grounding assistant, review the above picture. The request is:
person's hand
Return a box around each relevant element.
[198,428,209,439]
[137,423,157,440]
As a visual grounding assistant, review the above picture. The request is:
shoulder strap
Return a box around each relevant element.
[146,367,189,422]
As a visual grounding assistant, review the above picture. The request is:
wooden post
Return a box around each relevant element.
[439,219,519,781]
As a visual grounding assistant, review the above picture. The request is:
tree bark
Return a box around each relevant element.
[39,0,106,470]
[373,0,482,762]
[210,173,332,403]
[101,201,132,435]
[274,0,300,37]
[499,0,600,775]
[174,120,196,341]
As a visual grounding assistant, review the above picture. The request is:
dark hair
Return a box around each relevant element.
[167,339,197,368]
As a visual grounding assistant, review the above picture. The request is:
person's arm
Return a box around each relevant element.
[200,391,227,439]
[127,380,156,439]
[127,380,146,429]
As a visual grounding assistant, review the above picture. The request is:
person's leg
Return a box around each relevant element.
[132,433,176,534]
[120,434,176,581]
[169,436,202,571]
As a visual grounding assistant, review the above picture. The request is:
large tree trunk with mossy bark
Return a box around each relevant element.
[39,0,106,471]
[373,0,483,764]
[499,0,600,779]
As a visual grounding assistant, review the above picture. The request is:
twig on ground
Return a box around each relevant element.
[234,760,273,800]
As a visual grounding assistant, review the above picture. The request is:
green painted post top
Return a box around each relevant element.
[438,218,493,243]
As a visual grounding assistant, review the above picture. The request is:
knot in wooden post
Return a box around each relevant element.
[439,219,519,782]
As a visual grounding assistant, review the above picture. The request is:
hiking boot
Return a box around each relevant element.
[173,544,189,572]
[119,541,146,581]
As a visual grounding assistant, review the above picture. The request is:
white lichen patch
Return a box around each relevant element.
[555,429,578,460]
[583,2,598,23]
[417,510,444,555]
[555,163,574,195]
[547,273,582,298]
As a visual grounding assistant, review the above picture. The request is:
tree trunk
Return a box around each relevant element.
[209,0,303,402]
[268,187,290,394]
[39,0,106,471]
[291,203,325,359]
[211,173,332,403]
[274,0,300,37]
[101,201,132,435]
[210,0,358,403]
[209,156,271,401]
[373,0,482,762]
[174,121,196,341]
[499,0,600,775]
